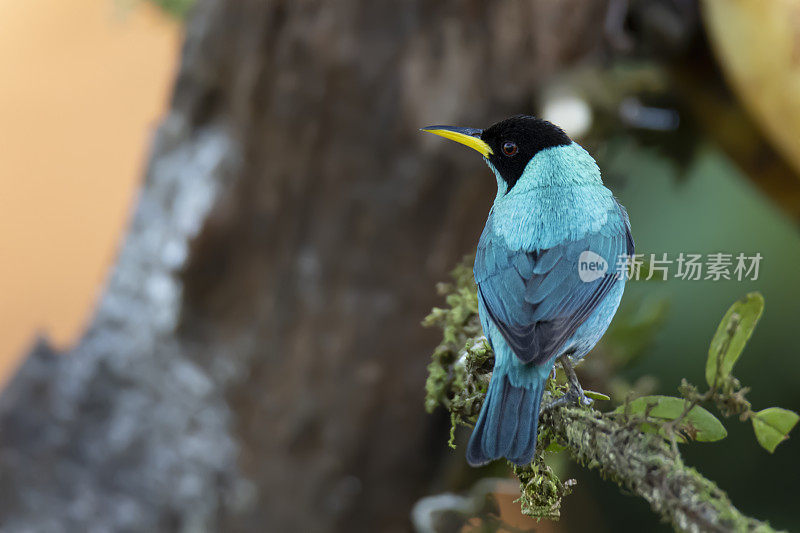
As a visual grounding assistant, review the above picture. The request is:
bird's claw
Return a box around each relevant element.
[542,395,568,412]
[568,379,593,407]
[542,353,593,411]
[542,390,592,412]
[577,390,593,407]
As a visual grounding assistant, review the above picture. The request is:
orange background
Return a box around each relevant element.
[0,0,179,386]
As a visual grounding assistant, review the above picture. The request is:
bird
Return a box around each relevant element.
[421,115,633,467]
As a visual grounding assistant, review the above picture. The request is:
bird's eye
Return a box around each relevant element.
[502,141,518,156]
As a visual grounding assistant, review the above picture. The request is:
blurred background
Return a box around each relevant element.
[0,0,179,384]
[0,0,798,532]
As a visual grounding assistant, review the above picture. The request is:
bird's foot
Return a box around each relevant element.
[560,353,593,407]
[542,388,592,411]
[566,382,593,407]
[542,394,569,411]
[543,354,592,411]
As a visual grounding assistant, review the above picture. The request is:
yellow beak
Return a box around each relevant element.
[420,125,493,158]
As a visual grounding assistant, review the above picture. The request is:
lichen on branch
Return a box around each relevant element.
[424,258,790,532]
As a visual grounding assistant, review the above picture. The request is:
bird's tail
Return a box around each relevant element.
[466,371,546,466]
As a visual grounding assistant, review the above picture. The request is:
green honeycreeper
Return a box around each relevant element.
[422,116,633,466]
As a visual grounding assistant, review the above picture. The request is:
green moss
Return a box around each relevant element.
[423,257,488,425]
[514,458,574,520]
[424,257,573,518]
[424,260,781,531]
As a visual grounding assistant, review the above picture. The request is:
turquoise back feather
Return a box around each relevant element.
[487,142,621,251]
[467,141,632,467]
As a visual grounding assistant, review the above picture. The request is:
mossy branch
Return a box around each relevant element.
[545,406,774,533]
[424,258,789,533]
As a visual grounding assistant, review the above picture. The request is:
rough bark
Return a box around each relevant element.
[0,1,608,531]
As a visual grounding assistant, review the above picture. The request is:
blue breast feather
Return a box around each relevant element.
[474,201,633,366]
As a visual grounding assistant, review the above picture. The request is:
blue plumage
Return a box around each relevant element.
[422,116,633,467]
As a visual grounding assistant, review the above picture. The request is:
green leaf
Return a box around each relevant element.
[615,395,727,442]
[584,390,611,401]
[751,407,800,453]
[705,293,764,387]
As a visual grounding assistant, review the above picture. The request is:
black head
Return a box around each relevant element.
[480,115,571,192]
[421,115,571,193]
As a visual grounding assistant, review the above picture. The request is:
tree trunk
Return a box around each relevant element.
[0,1,607,531]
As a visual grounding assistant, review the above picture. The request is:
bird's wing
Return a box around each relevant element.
[475,200,633,366]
